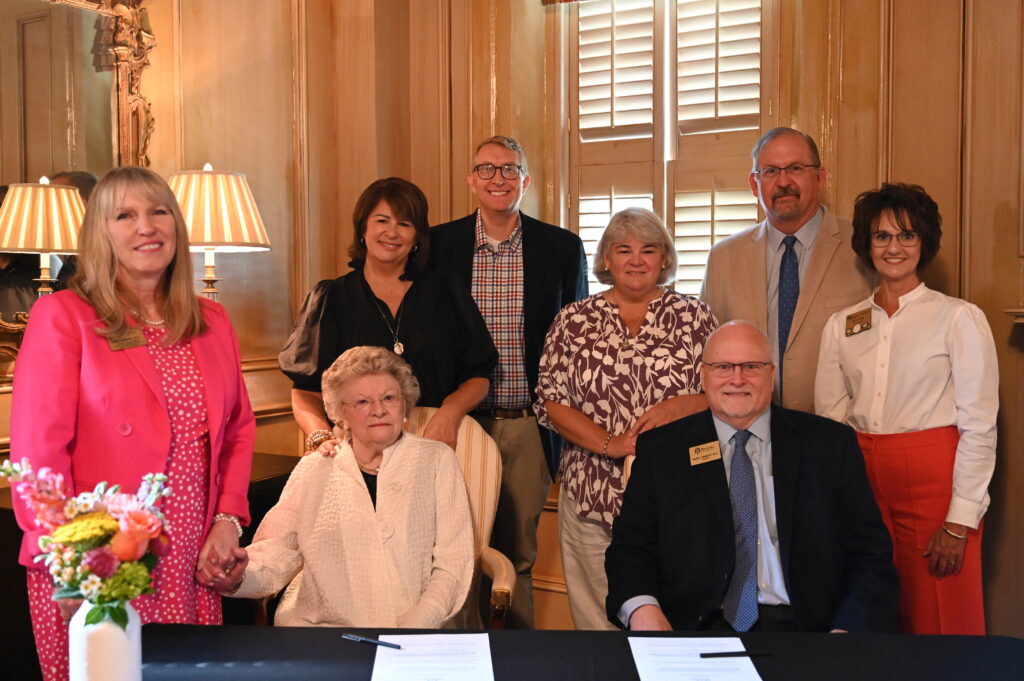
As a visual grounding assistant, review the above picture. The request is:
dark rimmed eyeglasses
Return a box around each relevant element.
[703,361,774,377]
[752,163,820,180]
[473,163,524,180]
[870,230,920,246]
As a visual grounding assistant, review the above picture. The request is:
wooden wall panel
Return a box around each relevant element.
[0,2,108,184]
[784,0,1024,635]
[888,0,963,293]
[963,0,1024,638]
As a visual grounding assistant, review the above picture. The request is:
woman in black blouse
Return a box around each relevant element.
[280,177,497,452]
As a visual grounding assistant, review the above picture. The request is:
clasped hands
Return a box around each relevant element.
[195,519,249,594]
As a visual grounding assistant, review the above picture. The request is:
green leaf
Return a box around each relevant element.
[84,605,105,625]
[109,605,129,630]
[140,553,158,571]
[53,586,82,600]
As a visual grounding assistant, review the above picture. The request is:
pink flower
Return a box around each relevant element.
[14,469,70,532]
[148,533,172,558]
[82,546,120,579]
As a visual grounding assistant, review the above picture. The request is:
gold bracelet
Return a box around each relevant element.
[942,525,968,541]
[304,429,332,453]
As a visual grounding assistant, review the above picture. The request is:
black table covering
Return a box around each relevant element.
[142,625,1024,681]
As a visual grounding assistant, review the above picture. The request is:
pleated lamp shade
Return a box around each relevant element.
[168,166,271,252]
[0,179,83,254]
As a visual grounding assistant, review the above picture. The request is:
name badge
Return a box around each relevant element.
[844,308,872,336]
[689,441,722,466]
[107,327,147,351]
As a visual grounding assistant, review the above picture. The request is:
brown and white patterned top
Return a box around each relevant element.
[534,290,717,528]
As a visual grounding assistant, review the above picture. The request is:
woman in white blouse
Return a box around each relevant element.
[211,345,474,628]
[815,183,997,635]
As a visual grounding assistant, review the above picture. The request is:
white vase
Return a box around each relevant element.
[68,601,142,681]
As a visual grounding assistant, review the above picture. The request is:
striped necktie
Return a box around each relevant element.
[722,429,759,632]
[777,235,799,399]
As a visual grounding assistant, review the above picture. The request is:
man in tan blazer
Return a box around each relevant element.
[700,128,873,413]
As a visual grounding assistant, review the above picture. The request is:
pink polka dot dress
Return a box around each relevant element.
[27,324,221,681]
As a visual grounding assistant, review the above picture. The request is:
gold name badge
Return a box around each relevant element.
[844,308,872,336]
[107,327,147,351]
[689,441,722,466]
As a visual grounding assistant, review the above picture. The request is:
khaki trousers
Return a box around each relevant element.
[558,489,618,630]
[475,414,552,629]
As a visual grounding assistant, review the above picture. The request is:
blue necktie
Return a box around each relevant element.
[778,235,799,398]
[723,429,759,632]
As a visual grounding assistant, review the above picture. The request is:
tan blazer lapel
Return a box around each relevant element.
[787,211,840,351]
[747,222,770,331]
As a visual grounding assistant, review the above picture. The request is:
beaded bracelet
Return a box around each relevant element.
[942,525,968,541]
[214,512,243,539]
[304,429,332,453]
[600,431,614,460]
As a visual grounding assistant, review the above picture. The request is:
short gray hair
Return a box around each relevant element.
[321,346,420,423]
[593,208,676,286]
[474,135,528,177]
[750,127,821,170]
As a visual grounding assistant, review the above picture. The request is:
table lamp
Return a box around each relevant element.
[169,163,270,300]
[0,176,83,297]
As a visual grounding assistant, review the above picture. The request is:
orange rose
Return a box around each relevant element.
[109,510,163,561]
[109,529,148,561]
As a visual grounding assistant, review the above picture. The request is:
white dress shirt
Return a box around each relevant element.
[618,410,790,628]
[815,283,998,527]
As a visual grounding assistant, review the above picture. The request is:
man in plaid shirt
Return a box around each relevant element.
[430,136,588,628]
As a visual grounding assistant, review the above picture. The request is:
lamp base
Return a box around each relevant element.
[200,276,221,301]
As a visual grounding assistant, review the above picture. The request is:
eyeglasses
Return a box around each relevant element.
[473,163,524,180]
[703,361,774,377]
[870,230,920,246]
[752,163,820,180]
[342,393,403,414]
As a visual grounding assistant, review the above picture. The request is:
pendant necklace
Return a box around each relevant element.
[373,296,406,355]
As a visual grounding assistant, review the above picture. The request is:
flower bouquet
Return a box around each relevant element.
[0,458,172,628]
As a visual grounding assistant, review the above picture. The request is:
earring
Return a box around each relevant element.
[360,237,365,245]
[412,244,419,253]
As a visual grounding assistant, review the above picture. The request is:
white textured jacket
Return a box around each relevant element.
[233,432,474,628]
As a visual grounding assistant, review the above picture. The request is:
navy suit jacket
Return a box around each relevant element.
[429,211,588,469]
[605,406,899,632]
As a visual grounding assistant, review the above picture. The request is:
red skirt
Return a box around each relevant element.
[857,427,984,634]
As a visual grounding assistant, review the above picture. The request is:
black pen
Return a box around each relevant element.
[342,633,402,650]
[699,651,768,659]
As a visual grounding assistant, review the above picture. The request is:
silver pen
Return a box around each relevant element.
[342,633,402,650]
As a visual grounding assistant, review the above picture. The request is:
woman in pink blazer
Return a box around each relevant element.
[10,166,255,681]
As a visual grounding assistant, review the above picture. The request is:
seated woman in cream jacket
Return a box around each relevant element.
[210,345,474,627]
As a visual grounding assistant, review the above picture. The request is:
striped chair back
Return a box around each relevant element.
[405,407,502,553]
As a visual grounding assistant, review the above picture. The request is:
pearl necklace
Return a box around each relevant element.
[133,310,166,326]
[356,461,380,475]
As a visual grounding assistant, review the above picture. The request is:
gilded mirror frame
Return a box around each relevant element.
[47,0,156,168]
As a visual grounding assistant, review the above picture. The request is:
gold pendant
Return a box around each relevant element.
[393,341,405,355]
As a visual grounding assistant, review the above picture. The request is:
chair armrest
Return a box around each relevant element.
[480,546,515,628]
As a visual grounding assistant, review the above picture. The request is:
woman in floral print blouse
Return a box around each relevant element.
[535,207,717,630]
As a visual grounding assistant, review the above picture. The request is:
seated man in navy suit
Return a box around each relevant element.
[605,321,898,632]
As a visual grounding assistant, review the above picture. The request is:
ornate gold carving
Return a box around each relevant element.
[48,0,155,168]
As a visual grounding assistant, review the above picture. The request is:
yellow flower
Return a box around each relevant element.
[51,512,119,550]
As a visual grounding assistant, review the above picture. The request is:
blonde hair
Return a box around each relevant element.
[322,346,420,426]
[69,166,205,343]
